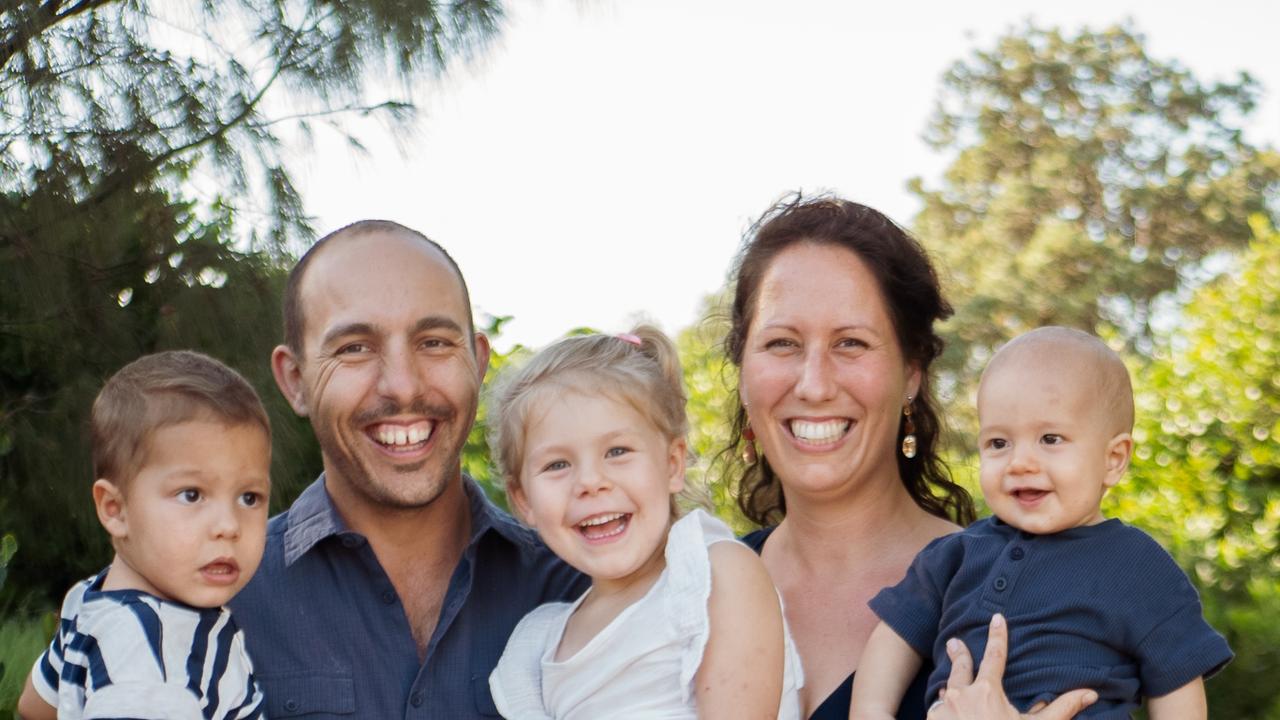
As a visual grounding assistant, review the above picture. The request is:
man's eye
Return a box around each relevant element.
[177,488,202,503]
[336,343,369,355]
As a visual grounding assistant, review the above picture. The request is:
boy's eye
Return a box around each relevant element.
[605,446,631,459]
[986,438,1008,450]
[239,492,264,508]
[177,488,202,503]
[1041,434,1064,445]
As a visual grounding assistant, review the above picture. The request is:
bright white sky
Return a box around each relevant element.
[293,0,1280,352]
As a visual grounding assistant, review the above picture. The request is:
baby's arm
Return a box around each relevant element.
[16,671,57,720]
[1147,676,1207,720]
[695,541,785,720]
[848,621,924,720]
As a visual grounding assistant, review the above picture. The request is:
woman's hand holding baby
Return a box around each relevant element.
[927,615,1098,720]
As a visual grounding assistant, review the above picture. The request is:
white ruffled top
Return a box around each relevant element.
[489,509,804,719]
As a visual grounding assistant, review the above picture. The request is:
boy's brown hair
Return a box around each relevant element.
[92,350,271,485]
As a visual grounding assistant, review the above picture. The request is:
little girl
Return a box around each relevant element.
[487,326,803,719]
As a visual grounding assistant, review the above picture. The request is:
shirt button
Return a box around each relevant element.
[411,692,424,707]
[993,576,1008,591]
[341,535,360,548]
[284,699,300,712]
[382,589,397,604]
[1011,547,1025,560]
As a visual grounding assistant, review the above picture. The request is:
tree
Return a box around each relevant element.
[2,0,503,251]
[911,22,1280,422]
[1114,218,1280,717]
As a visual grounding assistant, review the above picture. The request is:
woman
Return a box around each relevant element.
[723,195,975,719]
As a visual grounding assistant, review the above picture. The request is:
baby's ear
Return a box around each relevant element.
[93,479,129,538]
[1103,432,1133,488]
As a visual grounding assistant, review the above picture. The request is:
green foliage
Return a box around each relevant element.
[0,612,52,716]
[1115,219,1280,717]
[1,0,505,252]
[911,22,1280,439]
[463,315,526,508]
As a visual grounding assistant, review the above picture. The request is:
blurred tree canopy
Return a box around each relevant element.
[910,22,1280,431]
[1,0,508,605]
[1114,218,1280,717]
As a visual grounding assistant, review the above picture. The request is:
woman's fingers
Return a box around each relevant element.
[975,614,1009,684]
[1027,689,1099,720]
[945,636,974,688]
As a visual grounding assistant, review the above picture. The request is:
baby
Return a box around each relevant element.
[850,327,1232,719]
[18,350,270,719]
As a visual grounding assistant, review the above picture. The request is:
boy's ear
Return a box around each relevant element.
[271,344,309,416]
[1103,432,1133,488]
[93,479,129,538]
[667,437,687,495]
[508,480,535,529]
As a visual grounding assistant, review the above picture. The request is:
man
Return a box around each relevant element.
[231,220,585,717]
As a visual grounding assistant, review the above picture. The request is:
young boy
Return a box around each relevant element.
[18,351,270,720]
[849,327,1232,719]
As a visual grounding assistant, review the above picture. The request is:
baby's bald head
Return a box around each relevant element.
[979,327,1134,435]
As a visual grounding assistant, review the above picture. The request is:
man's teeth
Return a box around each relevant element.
[579,513,626,528]
[375,424,432,446]
[790,419,850,443]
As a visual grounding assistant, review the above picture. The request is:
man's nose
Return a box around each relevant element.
[377,345,425,405]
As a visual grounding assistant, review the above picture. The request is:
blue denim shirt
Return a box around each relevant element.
[229,475,586,719]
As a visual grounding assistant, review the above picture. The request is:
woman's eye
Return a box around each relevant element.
[836,337,868,349]
[177,488,202,503]
[764,338,797,350]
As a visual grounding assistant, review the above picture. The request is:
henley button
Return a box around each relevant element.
[1011,547,1025,560]
[284,699,299,712]
[382,589,397,604]
[341,536,359,548]
[411,692,424,707]
[993,576,1008,591]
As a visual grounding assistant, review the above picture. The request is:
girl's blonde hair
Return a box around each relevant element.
[487,325,688,505]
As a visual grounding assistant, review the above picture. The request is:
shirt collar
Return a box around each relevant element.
[282,473,540,566]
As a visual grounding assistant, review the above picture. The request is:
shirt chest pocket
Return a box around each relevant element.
[262,673,356,717]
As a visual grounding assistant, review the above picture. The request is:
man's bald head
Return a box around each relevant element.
[282,220,475,356]
[979,326,1134,435]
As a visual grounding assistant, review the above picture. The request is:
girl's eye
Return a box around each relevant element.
[240,492,264,508]
[177,488,202,504]
[542,460,569,473]
[605,446,631,459]
[1041,434,1064,445]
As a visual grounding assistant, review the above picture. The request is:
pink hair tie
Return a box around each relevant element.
[616,333,642,347]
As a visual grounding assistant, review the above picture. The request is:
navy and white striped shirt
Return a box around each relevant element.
[32,569,264,719]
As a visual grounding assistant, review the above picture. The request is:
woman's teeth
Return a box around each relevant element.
[789,419,850,443]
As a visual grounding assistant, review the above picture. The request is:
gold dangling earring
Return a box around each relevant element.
[901,398,918,459]
[742,424,758,464]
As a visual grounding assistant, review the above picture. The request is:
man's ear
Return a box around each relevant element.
[1103,432,1133,488]
[272,344,309,416]
[667,437,687,494]
[473,332,492,381]
[508,480,534,529]
[93,479,129,539]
